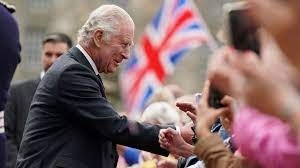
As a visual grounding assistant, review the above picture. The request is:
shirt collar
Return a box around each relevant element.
[40,71,45,79]
[76,44,99,75]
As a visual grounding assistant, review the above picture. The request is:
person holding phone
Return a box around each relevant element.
[159,80,252,168]
[247,0,300,73]
[245,0,300,135]
[207,1,300,167]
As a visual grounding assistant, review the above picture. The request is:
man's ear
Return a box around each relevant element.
[93,29,103,47]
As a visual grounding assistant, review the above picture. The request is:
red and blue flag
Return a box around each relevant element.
[120,0,216,118]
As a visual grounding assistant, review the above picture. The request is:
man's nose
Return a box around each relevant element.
[51,55,58,63]
[122,51,130,60]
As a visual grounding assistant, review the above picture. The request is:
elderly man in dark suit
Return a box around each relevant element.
[17,4,192,168]
[0,1,21,167]
[4,32,72,168]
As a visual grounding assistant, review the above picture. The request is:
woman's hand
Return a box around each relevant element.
[195,80,229,138]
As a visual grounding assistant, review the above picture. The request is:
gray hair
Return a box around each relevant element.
[77,4,133,44]
[141,102,180,125]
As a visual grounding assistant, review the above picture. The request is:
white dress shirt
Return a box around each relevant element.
[76,44,99,75]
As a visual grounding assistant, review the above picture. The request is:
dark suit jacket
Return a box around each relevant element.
[17,47,170,168]
[4,77,40,168]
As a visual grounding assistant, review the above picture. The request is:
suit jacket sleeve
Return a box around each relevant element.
[4,86,18,168]
[57,65,170,156]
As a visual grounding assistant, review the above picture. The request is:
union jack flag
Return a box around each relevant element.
[120,0,216,118]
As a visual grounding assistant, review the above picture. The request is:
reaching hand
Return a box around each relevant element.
[159,128,194,157]
[195,80,230,138]
[208,47,245,97]
[176,102,197,123]
[220,96,235,133]
[208,45,299,119]
[246,0,300,72]
[179,122,194,144]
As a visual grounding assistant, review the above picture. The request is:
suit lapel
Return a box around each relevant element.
[68,47,94,73]
[68,47,106,98]
[34,77,41,89]
[36,76,41,83]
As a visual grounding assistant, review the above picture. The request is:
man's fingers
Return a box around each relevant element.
[160,143,169,149]
[165,133,174,140]
[167,127,177,133]
[159,135,167,142]
[159,137,169,147]
[159,133,165,140]
[159,129,168,140]
[165,128,177,139]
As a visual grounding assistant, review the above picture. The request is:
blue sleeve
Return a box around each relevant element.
[0,4,21,111]
[0,4,21,168]
[123,147,140,166]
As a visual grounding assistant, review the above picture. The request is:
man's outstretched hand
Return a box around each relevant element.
[159,128,194,157]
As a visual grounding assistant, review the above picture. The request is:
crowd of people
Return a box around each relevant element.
[1,0,300,168]
[158,0,300,168]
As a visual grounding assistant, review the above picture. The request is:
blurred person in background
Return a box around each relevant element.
[146,84,185,109]
[147,85,191,125]
[4,32,72,168]
[140,102,182,168]
[147,86,177,107]
[0,1,21,168]
[165,84,185,99]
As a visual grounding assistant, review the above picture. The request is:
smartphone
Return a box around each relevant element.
[224,2,260,55]
[208,86,225,109]
[209,2,261,109]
